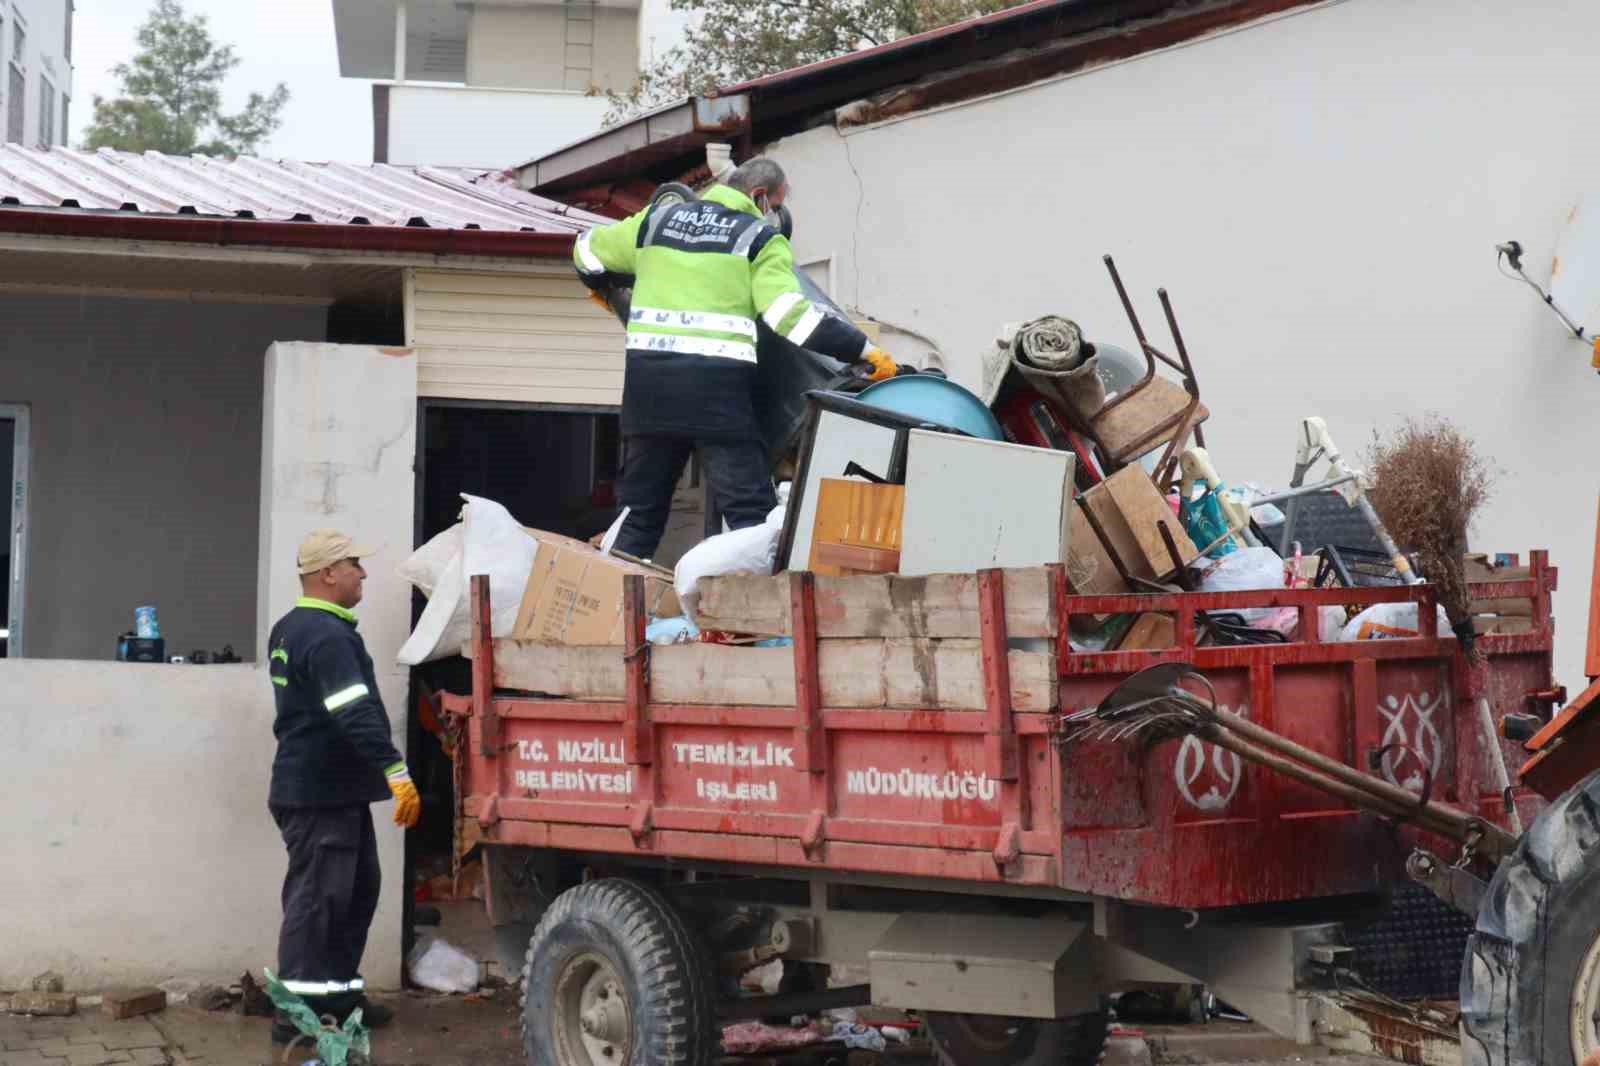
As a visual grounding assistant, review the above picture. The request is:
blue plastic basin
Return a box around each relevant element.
[855,375,1004,441]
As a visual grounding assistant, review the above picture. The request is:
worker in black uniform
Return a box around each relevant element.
[266,529,420,1043]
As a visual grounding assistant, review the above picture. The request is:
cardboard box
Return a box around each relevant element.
[1079,466,1199,582]
[513,530,681,646]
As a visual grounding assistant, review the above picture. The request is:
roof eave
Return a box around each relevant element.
[0,208,578,260]
[513,94,750,194]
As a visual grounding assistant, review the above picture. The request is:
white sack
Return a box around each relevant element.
[1196,546,1285,624]
[396,495,537,665]
[675,499,786,623]
[1340,602,1452,642]
[407,936,480,994]
[396,522,461,598]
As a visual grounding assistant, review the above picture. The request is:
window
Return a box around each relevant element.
[61,94,68,146]
[0,404,29,658]
[12,20,23,65]
[6,64,22,144]
[38,76,53,146]
[63,0,72,63]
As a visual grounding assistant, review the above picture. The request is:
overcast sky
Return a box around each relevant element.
[72,0,370,161]
[70,0,689,163]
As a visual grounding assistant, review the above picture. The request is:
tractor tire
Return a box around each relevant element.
[1461,767,1600,1066]
[924,1010,1107,1066]
[522,878,717,1066]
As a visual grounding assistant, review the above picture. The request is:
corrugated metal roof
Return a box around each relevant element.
[0,145,608,234]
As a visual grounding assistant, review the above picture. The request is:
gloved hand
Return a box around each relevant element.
[587,290,613,314]
[863,346,898,382]
[386,764,421,829]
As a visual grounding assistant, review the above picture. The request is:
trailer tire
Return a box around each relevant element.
[924,1010,1107,1066]
[521,878,716,1066]
[1461,767,1600,1066]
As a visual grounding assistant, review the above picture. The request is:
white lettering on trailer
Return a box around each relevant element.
[671,741,795,768]
[843,767,998,802]
[695,778,780,803]
[513,768,634,794]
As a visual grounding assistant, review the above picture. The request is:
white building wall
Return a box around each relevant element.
[769,0,1600,686]
[384,82,609,168]
[2,0,73,146]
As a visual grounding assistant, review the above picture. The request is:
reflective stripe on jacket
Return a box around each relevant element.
[574,184,871,438]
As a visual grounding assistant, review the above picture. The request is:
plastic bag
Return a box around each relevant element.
[406,936,480,994]
[397,495,537,665]
[396,523,461,599]
[1339,602,1452,642]
[1180,487,1238,559]
[675,498,786,623]
[831,1022,887,1051]
[646,616,701,645]
[1196,547,1284,624]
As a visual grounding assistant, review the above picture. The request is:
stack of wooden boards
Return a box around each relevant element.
[485,569,1061,712]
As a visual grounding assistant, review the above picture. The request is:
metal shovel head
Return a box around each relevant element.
[1095,662,1209,717]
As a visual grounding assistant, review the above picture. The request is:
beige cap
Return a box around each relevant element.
[297,529,377,575]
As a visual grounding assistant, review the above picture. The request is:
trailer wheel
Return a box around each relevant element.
[924,1010,1107,1066]
[521,878,716,1066]
[1461,767,1600,1066]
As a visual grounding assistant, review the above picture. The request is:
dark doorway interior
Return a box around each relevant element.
[403,401,622,968]
[1,416,12,658]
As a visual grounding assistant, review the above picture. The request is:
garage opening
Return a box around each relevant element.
[403,401,623,969]
[0,404,26,658]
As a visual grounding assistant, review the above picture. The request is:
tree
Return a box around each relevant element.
[606,0,1021,124]
[83,0,289,157]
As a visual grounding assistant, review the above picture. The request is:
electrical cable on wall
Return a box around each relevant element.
[1494,240,1600,369]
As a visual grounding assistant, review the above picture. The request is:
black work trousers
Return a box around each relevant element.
[613,435,776,560]
[271,804,380,1018]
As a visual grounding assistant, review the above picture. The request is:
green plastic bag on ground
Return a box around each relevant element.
[263,969,372,1066]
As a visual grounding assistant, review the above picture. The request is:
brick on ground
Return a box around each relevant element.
[100,992,164,1023]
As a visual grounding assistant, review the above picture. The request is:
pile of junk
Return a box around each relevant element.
[396,225,1489,668]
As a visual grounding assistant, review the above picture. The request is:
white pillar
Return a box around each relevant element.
[257,341,417,988]
[394,2,408,82]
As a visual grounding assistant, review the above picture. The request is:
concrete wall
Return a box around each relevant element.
[0,661,288,988]
[0,342,416,992]
[385,83,609,168]
[466,4,638,92]
[770,0,1600,687]
[257,341,418,988]
[0,293,325,661]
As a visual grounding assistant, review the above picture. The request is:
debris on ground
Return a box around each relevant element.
[30,971,64,993]
[238,970,275,1017]
[9,990,76,1016]
[103,987,167,1019]
[721,1020,824,1054]
[407,936,481,994]
[265,969,371,1066]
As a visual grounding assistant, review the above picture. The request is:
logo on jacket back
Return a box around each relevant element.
[660,205,742,246]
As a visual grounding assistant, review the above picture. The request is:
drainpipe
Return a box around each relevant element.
[705,143,734,182]
[394,3,408,82]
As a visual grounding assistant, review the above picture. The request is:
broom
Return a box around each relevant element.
[1364,417,1519,832]
[1364,416,1495,656]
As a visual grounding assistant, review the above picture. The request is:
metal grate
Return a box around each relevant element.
[1348,882,1473,1002]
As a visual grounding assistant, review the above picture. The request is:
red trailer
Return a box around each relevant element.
[442,557,1559,1066]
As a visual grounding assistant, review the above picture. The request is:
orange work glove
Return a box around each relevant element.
[587,290,613,314]
[385,763,421,829]
[863,346,898,382]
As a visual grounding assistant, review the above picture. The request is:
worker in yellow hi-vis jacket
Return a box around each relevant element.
[573,156,897,559]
